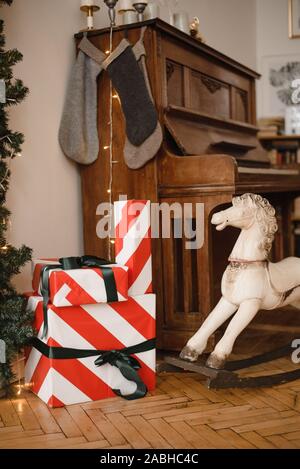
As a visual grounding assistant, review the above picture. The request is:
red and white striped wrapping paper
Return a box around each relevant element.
[24,293,156,407]
[32,259,59,292]
[114,200,152,297]
[31,260,129,307]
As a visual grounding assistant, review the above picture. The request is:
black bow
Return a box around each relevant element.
[95,350,147,400]
[39,256,118,339]
[31,337,155,401]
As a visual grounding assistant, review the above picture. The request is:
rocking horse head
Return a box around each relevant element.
[211,193,278,258]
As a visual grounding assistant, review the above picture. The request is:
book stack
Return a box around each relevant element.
[257,117,285,138]
[267,139,300,166]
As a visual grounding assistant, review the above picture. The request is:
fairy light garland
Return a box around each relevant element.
[107,23,114,259]
[104,1,120,259]
[0,151,13,191]
[0,134,16,252]
[1,216,12,251]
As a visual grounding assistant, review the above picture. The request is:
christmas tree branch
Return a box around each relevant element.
[0,0,33,389]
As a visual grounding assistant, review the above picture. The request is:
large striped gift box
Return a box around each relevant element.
[31,260,129,307]
[25,294,156,407]
[114,200,152,297]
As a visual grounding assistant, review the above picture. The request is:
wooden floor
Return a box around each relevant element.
[1,353,300,449]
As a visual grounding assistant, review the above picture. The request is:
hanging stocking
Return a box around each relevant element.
[103,29,162,169]
[124,31,163,169]
[59,37,105,165]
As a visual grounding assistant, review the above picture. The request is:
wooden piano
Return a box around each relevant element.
[76,19,300,351]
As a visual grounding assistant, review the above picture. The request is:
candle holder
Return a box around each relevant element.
[133,2,148,22]
[104,0,119,26]
[80,3,100,31]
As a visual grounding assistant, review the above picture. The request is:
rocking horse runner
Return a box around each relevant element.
[162,194,300,388]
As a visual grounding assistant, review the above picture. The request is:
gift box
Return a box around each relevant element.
[114,200,152,297]
[32,259,59,292]
[25,293,156,407]
[32,258,129,307]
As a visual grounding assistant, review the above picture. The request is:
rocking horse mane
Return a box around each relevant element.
[232,193,278,257]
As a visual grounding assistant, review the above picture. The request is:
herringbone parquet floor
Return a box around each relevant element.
[1,355,300,449]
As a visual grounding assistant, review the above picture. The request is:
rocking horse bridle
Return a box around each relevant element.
[228,258,267,268]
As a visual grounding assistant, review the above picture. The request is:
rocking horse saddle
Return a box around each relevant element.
[267,257,300,294]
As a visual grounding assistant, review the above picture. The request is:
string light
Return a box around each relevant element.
[102,1,119,258]
[107,18,115,259]
[1,219,12,253]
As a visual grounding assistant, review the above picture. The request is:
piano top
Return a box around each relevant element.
[75,18,260,80]
[76,18,300,198]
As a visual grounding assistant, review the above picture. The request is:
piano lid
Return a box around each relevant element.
[164,105,270,167]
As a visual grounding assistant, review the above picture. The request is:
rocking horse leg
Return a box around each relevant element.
[180,297,237,362]
[206,299,261,369]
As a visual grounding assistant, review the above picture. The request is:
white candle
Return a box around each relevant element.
[123,10,138,24]
[118,0,134,12]
[87,15,94,28]
[81,0,94,6]
[145,2,159,19]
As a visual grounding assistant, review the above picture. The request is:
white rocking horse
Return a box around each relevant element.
[180,193,300,370]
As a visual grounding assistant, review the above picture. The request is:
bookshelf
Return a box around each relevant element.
[259,134,300,142]
[259,135,300,256]
[259,134,300,167]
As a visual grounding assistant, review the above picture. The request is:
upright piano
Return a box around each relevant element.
[76,19,300,351]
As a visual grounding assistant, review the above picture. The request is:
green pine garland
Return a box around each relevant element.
[0,0,33,389]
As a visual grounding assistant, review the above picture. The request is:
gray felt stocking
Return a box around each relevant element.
[59,37,105,165]
[103,32,162,169]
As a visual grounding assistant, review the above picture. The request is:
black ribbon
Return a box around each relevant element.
[31,337,156,401]
[40,256,118,339]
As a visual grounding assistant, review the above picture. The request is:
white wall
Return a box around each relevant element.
[256,0,300,117]
[172,0,257,68]
[2,0,257,291]
[2,0,89,291]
